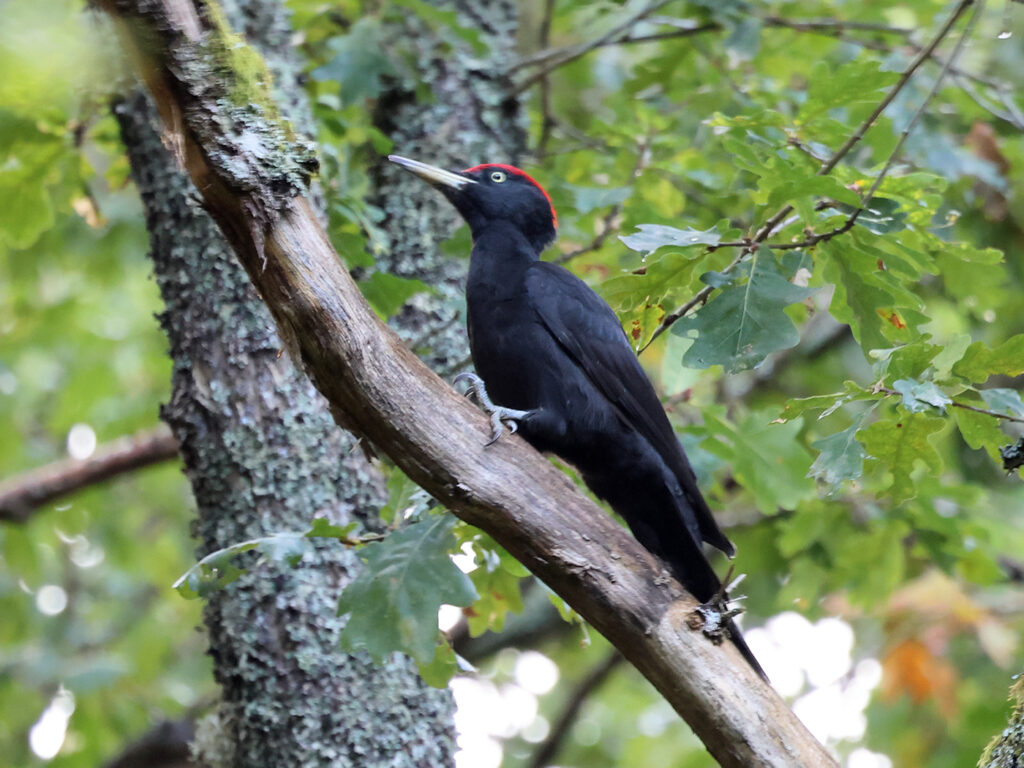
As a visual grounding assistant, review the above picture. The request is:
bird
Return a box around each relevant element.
[389,154,765,679]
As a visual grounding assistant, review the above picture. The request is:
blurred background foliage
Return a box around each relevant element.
[1,0,1022,766]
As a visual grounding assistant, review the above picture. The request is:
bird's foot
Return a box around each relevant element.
[686,567,747,645]
[454,372,530,446]
[687,600,745,645]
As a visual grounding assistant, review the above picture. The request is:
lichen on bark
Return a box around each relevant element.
[979,675,1024,768]
[369,0,526,373]
[112,0,458,764]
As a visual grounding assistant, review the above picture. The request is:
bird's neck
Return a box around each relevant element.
[469,219,550,259]
[469,222,541,283]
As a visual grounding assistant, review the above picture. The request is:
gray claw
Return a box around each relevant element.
[454,372,529,446]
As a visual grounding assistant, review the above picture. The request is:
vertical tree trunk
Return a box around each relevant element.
[370,1,526,371]
[113,0,457,764]
[979,675,1024,768]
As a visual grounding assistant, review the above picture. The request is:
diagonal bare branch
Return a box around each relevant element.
[95,2,836,764]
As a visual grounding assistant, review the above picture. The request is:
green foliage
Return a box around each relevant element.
[337,513,477,668]
[173,532,311,599]
[359,271,432,321]
[808,410,870,488]
[3,0,1024,765]
[618,223,723,253]
[697,407,815,513]
[858,413,945,504]
[673,247,816,373]
[311,17,396,105]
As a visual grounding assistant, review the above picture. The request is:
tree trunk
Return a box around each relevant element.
[98,0,839,761]
[979,675,1024,768]
[113,0,457,764]
[370,1,525,371]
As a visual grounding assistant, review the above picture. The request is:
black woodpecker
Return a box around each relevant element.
[389,154,765,679]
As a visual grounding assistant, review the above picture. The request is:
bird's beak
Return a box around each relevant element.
[388,155,476,190]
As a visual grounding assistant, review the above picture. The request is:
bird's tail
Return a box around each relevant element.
[723,615,767,681]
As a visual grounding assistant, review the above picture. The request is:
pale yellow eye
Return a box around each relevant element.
[490,170,507,183]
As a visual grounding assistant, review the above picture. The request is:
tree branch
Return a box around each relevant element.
[877,387,1024,425]
[98,2,836,764]
[508,0,679,96]
[527,650,625,768]
[0,426,179,523]
[646,0,977,344]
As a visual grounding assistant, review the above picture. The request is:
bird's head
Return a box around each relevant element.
[389,155,558,253]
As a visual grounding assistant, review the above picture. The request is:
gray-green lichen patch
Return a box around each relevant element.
[979,676,1024,768]
[369,0,526,375]
[153,0,319,217]
[112,0,460,760]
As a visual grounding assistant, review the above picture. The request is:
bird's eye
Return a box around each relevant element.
[489,170,507,183]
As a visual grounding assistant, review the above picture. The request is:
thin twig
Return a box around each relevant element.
[845,0,982,232]
[639,246,748,353]
[508,0,678,96]
[526,650,625,768]
[752,0,976,244]
[510,16,911,74]
[555,135,652,265]
[878,387,1024,425]
[0,426,180,523]
[643,0,976,347]
[536,0,557,156]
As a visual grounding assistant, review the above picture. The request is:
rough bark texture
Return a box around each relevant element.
[370,0,524,372]
[100,1,839,763]
[979,675,1024,768]
[111,1,457,765]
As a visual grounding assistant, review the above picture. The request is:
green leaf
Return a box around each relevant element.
[0,178,53,249]
[872,339,941,381]
[380,466,430,524]
[777,382,872,422]
[337,514,478,664]
[172,532,310,599]
[858,413,944,503]
[808,411,870,488]
[674,247,816,373]
[820,235,922,354]
[311,18,397,105]
[892,378,952,413]
[392,0,487,53]
[800,59,898,120]
[360,271,431,320]
[954,407,1005,458]
[417,642,460,689]
[306,518,359,540]
[699,407,816,513]
[464,537,526,636]
[831,198,907,235]
[568,185,631,214]
[599,249,710,313]
[777,500,837,558]
[621,300,664,353]
[952,336,1024,382]
[619,223,722,254]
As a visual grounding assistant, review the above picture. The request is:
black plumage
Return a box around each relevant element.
[390,155,764,678]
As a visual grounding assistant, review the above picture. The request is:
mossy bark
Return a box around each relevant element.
[979,675,1024,768]
[113,0,456,765]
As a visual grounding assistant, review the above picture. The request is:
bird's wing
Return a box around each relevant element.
[525,261,734,555]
